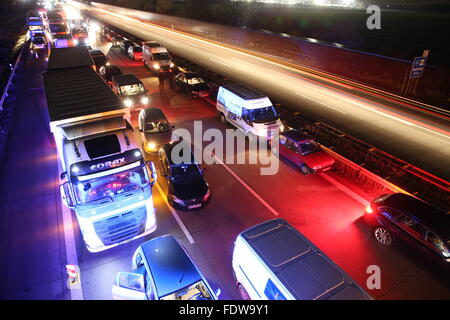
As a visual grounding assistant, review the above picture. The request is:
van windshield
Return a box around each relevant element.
[120,84,145,96]
[160,280,213,300]
[72,163,149,204]
[248,106,278,123]
[153,52,170,61]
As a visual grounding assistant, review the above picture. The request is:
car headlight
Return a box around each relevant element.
[203,189,211,201]
[73,39,78,45]
[279,124,284,132]
[124,99,133,107]
[141,96,149,104]
[147,142,156,151]
[169,62,175,68]
[153,63,160,70]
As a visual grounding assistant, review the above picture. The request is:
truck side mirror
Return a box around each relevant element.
[60,182,74,208]
[215,288,221,298]
[112,272,146,300]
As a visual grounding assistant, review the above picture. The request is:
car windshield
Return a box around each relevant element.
[120,84,145,96]
[160,280,213,300]
[186,77,204,85]
[153,52,170,61]
[144,121,171,133]
[133,47,142,52]
[50,24,67,33]
[33,38,45,44]
[171,164,201,182]
[72,164,149,204]
[248,106,278,123]
[299,140,321,155]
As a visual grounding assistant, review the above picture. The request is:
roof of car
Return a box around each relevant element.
[378,193,450,239]
[183,73,201,78]
[162,141,196,165]
[140,235,202,298]
[239,218,371,300]
[281,129,314,142]
[141,107,167,122]
[113,74,143,86]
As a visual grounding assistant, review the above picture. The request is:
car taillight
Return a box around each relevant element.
[365,204,374,214]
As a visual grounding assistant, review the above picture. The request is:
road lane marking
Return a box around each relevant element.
[57,162,83,300]
[294,91,347,115]
[212,155,279,217]
[319,172,369,206]
[155,181,196,245]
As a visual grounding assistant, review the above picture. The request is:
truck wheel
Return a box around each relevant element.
[237,284,250,300]
[219,113,226,123]
[300,164,310,175]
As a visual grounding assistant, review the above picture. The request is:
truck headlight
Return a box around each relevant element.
[78,216,104,250]
[141,97,149,104]
[153,63,160,70]
[124,99,133,107]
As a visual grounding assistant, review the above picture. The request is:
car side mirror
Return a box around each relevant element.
[171,125,175,129]
[139,129,143,132]
[60,182,74,208]
[215,288,221,298]
[147,89,150,94]
[201,168,207,173]
[112,272,146,300]
[146,161,157,185]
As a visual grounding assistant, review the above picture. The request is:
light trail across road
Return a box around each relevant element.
[73,1,450,182]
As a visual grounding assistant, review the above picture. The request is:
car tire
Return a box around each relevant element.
[237,284,251,300]
[374,227,393,246]
[219,113,226,123]
[300,164,310,175]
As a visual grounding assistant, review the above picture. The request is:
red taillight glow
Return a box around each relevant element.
[365,205,373,214]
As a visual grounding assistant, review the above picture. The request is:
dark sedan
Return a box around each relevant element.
[159,141,211,210]
[174,72,211,99]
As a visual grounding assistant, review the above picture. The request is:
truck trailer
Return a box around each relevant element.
[43,47,158,252]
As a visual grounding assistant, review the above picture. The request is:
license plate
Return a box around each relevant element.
[188,204,202,209]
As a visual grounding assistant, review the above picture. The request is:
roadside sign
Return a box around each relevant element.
[409,55,428,79]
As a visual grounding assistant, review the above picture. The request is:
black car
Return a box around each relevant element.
[99,64,123,87]
[88,49,108,72]
[119,39,135,55]
[174,72,211,99]
[364,193,450,263]
[138,108,174,153]
[159,141,211,210]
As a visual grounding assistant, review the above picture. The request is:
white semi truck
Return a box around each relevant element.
[43,47,158,252]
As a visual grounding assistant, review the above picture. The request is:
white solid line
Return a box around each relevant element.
[213,155,279,217]
[58,162,83,300]
[319,172,369,207]
[155,181,196,245]
[295,91,347,114]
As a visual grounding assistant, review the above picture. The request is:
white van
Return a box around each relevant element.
[216,84,283,139]
[142,41,175,74]
[232,218,372,300]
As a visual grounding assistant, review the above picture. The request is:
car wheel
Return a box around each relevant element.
[300,164,310,175]
[374,227,393,245]
[219,113,226,123]
[237,284,250,300]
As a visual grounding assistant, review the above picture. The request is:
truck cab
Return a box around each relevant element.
[112,74,150,108]
[142,41,175,74]
[112,235,220,300]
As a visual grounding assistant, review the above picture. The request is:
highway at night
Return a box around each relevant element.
[0,0,449,304]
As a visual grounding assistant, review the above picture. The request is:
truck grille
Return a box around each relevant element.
[93,207,147,246]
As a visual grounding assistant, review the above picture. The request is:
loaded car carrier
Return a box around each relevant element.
[43,47,158,252]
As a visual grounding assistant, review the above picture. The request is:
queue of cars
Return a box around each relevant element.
[42,16,448,300]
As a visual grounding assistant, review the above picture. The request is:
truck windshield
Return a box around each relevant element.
[248,106,278,123]
[160,280,213,300]
[120,84,145,96]
[299,140,321,156]
[153,52,170,61]
[50,24,67,33]
[73,163,149,204]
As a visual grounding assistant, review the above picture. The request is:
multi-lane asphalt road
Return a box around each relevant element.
[0,29,449,300]
[75,2,450,183]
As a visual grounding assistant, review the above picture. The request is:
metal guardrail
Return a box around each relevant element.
[0,43,27,111]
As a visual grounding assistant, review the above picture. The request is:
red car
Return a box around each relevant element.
[274,129,335,175]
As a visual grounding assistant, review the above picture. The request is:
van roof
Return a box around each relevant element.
[221,84,266,100]
[239,218,371,300]
[140,235,202,298]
